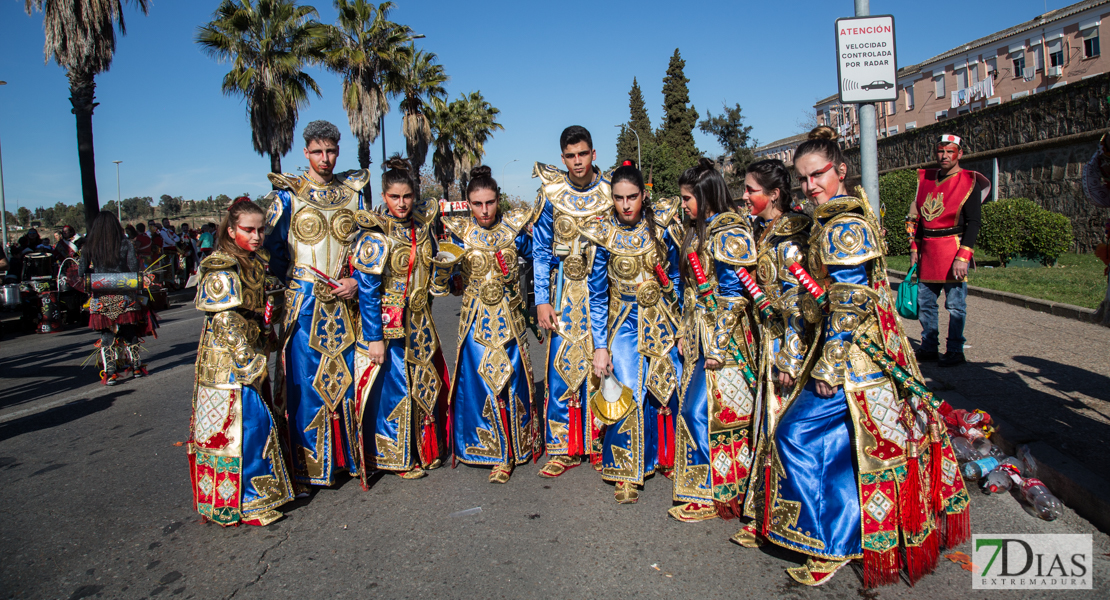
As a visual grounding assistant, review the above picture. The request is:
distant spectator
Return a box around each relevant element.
[198,223,215,258]
[134,222,153,269]
[125,224,137,239]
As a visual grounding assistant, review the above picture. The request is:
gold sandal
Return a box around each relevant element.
[397,466,427,479]
[614,481,640,504]
[667,501,718,522]
[730,524,764,548]
[786,558,850,586]
[537,455,581,478]
[489,464,513,484]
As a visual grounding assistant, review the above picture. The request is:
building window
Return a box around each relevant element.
[986,57,997,79]
[888,100,896,115]
[955,68,968,90]
[971,64,980,84]
[823,109,830,125]
[904,84,915,110]
[1084,27,1101,58]
[1012,51,1025,76]
[1030,44,1044,71]
[935,74,946,97]
[905,121,917,130]
[1048,39,1063,67]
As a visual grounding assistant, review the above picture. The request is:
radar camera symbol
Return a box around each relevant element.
[843,78,859,91]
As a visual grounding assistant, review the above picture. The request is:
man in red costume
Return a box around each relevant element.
[907,134,989,367]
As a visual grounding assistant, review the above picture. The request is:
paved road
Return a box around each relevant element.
[1,293,1108,599]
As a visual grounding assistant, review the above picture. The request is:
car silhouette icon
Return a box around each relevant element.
[861,80,894,90]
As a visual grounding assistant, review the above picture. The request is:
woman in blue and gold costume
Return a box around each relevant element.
[585,161,683,503]
[731,159,815,546]
[188,199,294,526]
[430,165,538,483]
[670,158,760,522]
[351,157,450,481]
[763,127,970,587]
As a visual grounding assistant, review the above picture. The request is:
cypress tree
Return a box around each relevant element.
[659,49,698,159]
[614,77,655,169]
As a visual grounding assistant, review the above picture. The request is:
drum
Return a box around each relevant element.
[0,283,20,310]
[22,252,54,279]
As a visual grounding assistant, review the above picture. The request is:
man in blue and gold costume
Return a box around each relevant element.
[431,165,537,483]
[532,126,614,478]
[262,120,369,490]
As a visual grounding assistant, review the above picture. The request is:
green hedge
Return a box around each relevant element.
[878,170,917,256]
[979,197,1073,266]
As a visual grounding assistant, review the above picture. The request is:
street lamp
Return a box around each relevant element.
[614,124,641,169]
[112,160,122,222]
[379,34,427,167]
[0,81,7,258]
[501,159,518,188]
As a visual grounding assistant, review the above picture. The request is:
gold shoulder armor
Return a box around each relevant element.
[267,172,306,195]
[501,206,534,232]
[710,214,757,267]
[441,215,469,240]
[352,231,392,275]
[355,209,388,231]
[196,265,244,312]
[652,195,681,228]
[414,196,439,225]
[812,195,868,221]
[532,162,564,186]
[255,248,271,262]
[199,251,238,271]
[773,213,812,237]
[338,169,371,193]
[263,192,284,227]
[818,213,882,266]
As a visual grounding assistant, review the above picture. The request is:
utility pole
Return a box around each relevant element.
[855,0,881,216]
[113,160,123,222]
[0,81,8,258]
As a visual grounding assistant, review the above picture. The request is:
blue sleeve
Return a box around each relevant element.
[588,244,610,350]
[355,267,383,342]
[532,198,554,305]
[822,262,870,345]
[516,228,533,263]
[263,191,293,282]
[665,228,683,302]
[715,258,744,297]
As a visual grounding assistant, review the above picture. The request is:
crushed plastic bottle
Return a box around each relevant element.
[1017,444,1038,478]
[961,456,1000,481]
[951,437,977,463]
[980,459,1022,494]
[1019,478,1062,521]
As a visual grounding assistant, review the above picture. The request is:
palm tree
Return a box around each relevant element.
[384,46,447,172]
[321,0,413,170]
[428,96,457,200]
[197,0,325,175]
[25,0,150,225]
[452,92,503,191]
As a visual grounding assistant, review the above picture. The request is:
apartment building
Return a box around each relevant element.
[816,0,1110,144]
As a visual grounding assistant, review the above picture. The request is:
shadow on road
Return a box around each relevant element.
[0,390,132,443]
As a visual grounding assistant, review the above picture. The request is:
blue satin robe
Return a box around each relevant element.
[263,190,362,486]
[353,226,444,471]
[767,262,869,560]
[589,226,683,485]
[449,230,535,466]
[533,185,605,456]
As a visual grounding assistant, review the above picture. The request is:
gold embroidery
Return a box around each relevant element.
[921,192,944,221]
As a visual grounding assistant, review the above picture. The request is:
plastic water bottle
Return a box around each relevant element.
[980,459,1021,494]
[1017,444,1038,478]
[961,456,1000,481]
[1019,478,1062,521]
[951,437,977,463]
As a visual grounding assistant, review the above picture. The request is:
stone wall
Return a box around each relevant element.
[846,73,1110,252]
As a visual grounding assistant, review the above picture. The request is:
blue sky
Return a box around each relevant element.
[0,0,1073,210]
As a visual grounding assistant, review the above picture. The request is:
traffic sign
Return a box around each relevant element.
[835,15,898,104]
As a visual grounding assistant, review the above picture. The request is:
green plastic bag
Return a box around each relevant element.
[896,263,919,320]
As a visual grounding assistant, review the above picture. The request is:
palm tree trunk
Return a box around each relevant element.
[271,153,282,174]
[68,69,100,226]
[358,140,371,171]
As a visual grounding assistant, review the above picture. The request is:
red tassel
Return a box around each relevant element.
[567,396,583,456]
[944,508,971,548]
[331,414,346,469]
[714,498,741,520]
[421,416,439,466]
[905,533,940,586]
[863,548,901,588]
[900,446,925,536]
[497,397,515,463]
[762,460,774,536]
[657,412,674,468]
[930,439,944,515]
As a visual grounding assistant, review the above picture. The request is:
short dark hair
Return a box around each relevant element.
[560,126,592,151]
[303,120,341,146]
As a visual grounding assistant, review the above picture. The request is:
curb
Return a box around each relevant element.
[888,269,1100,325]
[939,389,1110,534]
